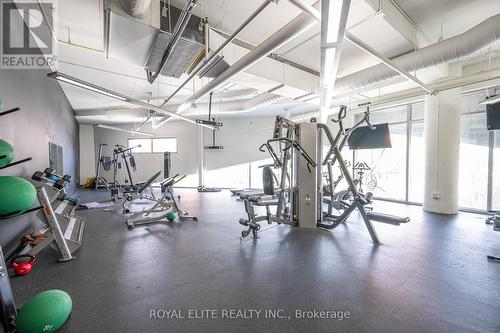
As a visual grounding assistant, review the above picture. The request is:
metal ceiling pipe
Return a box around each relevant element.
[119,0,152,18]
[288,0,320,21]
[141,0,275,129]
[287,0,432,95]
[344,32,434,94]
[148,0,198,84]
[161,0,276,106]
[182,92,285,115]
[175,0,321,115]
[150,92,284,128]
[335,13,500,95]
[76,91,285,121]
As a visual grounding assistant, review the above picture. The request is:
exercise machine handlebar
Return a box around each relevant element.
[265,138,317,172]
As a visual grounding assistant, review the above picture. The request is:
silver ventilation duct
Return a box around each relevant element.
[119,0,151,18]
[175,1,320,114]
[183,92,285,115]
[335,14,500,95]
[150,92,284,128]
[147,0,198,83]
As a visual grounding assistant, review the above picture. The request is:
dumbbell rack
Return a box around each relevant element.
[21,180,85,262]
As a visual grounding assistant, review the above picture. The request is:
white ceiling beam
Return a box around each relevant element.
[363,0,431,48]
[47,72,215,129]
[345,32,434,93]
[288,0,320,21]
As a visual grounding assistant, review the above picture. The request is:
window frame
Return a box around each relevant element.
[127,137,179,154]
[127,138,153,154]
[456,112,496,214]
[349,87,500,212]
[152,137,178,154]
[352,102,424,205]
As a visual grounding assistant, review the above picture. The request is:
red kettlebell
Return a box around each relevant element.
[11,254,36,276]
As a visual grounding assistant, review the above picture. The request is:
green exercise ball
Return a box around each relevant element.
[166,211,177,222]
[0,176,36,217]
[0,139,14,168]
[16,290,72,333]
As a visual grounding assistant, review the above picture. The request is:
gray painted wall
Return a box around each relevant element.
[86,115,336,191]
[87,116,279,189]
[0,69,78,253]
[93,121,200,187]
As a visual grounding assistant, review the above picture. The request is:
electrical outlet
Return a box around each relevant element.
[432,192,440,199]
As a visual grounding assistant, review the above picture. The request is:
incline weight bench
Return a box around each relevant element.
[121,170,162,214]
[126,174,198,230]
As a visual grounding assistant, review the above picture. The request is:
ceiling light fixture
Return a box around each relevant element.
[319,0,351,118]
[47,72,214,130]
[94,124,156,137]
[48,73,127,101]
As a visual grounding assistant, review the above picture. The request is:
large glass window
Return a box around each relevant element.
[459,114,489,210]
[347,89,500,210]
[411,103,424,121]
[152,138,178,153]
[352,102,426,203]
[408,122,425,202]
[127,138,178,153]
[128,139,151,153]
[355,105,407,124]
[355,123,407,200]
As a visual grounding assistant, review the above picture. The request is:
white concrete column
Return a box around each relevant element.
[79,124,96,185]
[423,88,461,214]
[198,126,205,187]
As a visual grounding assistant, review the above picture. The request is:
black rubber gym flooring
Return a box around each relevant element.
[9,189,500,332]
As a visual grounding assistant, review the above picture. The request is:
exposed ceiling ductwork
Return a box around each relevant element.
[184,92,286,115]
[174,0,320,115]
[75,90,286,124]
[147,0,199,83]
[119,0,151,18]
[334,14,500,95]
[150,0,319,127]
[151,91,285,128]
[107,2,204,82]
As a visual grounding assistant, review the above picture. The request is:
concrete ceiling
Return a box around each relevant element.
[394,0,500,42]
[53,0,500,125]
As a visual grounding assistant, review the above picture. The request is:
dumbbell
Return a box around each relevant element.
[32,170,67,190]
[31,171,44,182]
[44,168,71,182]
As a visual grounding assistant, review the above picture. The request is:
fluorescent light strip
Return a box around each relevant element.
[56,76,127,101]
[326,0,344,43]
[47,72,215,130]
[94,124,155,137]
[480,95,500,105]
[319,0,351,114]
